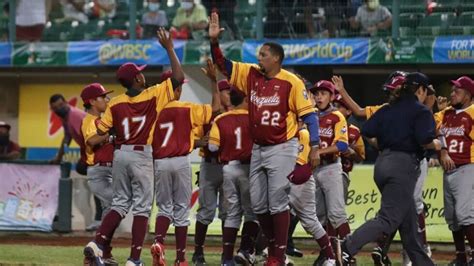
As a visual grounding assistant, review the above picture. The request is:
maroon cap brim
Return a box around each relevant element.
[138,64,147,71]
[450,80,462,88]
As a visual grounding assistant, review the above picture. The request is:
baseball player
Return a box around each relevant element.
[331,73,439,266]
[80,83,116,266]
[83,28,184,266]
[150,62,220,266]
[287,119,337,266]
[436,76,474,265]
[309,80,351,242]
[192,79,231,266]
[209,12,320,265]
[332,74,434,265]
[208,88,260,266]
[332,94,365,202]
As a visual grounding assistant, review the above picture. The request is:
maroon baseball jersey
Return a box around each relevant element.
[98,80,174,145]
[209,109,252,163]
[342,124,365,173]
[229,62,314,145]
[435,105,474,165]
[81,113,114,165]
[153,101,212,159]
[318,110,348,162]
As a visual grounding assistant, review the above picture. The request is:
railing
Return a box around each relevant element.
[2,0,474,42]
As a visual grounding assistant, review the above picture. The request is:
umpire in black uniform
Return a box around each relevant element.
[332,73,440,266]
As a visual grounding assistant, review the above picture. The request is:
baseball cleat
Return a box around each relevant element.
[151,242,166,266]
[234,249,256,265]
[83,241,105,266]
[192,252,206,266]
[371,247,391,266]
[125,258,144,266]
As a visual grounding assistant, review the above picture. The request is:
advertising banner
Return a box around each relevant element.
[184,40,242,65]
[433,36,474,63]
[0,163,60,232]
[13,42,67,66]
[369,37,434,64]
[67,40,185,66]
[150,165,451,242]
[242,38,369,65]
[0,42,11,66]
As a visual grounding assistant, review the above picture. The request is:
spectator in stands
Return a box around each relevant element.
[0,121,21,161]
[1,2,9,41]
[141,0,168,39]
[85,0,116,19]
[15,0,47,41]
[171,0,208,40]
[305,0,352,38]
[61,0,89,24]
[202,0,241,40]
[350,0,392,36]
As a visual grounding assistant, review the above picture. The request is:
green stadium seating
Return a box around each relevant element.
[400,0,426,13]
[416,12,455,36]
[449,11,474,35]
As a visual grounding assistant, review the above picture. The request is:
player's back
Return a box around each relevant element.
[153,101,211,159]
[212,109,252,163]
[98,80,174,146]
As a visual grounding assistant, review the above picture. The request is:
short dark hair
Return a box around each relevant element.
[263,42,285,64]
[230,89,245,107]
[49,94,66,104]
[83,103,92,109]
[118,78,132,89]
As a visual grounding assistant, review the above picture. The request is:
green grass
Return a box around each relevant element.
[0,244,451,265]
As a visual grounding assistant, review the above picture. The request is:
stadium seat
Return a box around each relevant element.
[416,12,455,36]
[399,12,424,28]
[400,0,426,13]
[461,0,474,12]
[449,11,474,35]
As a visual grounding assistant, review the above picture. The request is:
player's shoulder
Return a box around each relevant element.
[464,104,474,116]
[279,70,304,88]
[349,124,360,132]
[108,93,128,106]
[215,109,248,122]
[330,110,346,122]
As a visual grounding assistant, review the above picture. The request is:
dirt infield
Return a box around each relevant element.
[0,232,456,262]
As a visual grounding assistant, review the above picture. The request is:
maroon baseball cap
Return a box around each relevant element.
[160,70,188,83]
[116,63,147,86]
[81,83,113,104]
[333,94,349,109]
[287,163,312,185]
[0,121,11,131]
[451,76,474,95]
[218,79,232,92]
[384,75,406,91]
[310,80,336,94]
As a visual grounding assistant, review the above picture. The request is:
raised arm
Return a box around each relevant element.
[201,58,221,114]
[157,27,185,85]
[332,75,367,118]
[209,12,233,78]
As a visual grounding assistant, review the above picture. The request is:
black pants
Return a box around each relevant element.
[344,150,434,265]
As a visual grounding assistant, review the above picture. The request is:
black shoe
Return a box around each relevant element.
[330,237,352,266]
[371,247,391,265]
[312,251,326,266]
[286,246,303,258]
[192,252,206,266]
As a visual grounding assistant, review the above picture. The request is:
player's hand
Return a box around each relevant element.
[437,96,449,111]
[201,58,217,82]
[208,12,224,42]
[157,27,173,50]
[440,150,455,171]
[309,146,320,169]
[428,158,440,168]
[331,75,346,93]
[342,147,356,158]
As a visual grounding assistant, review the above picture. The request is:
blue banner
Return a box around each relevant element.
[433,36,474,63]
[242,38,369,65]
[0,43,11,66]
[67,40,185,66]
